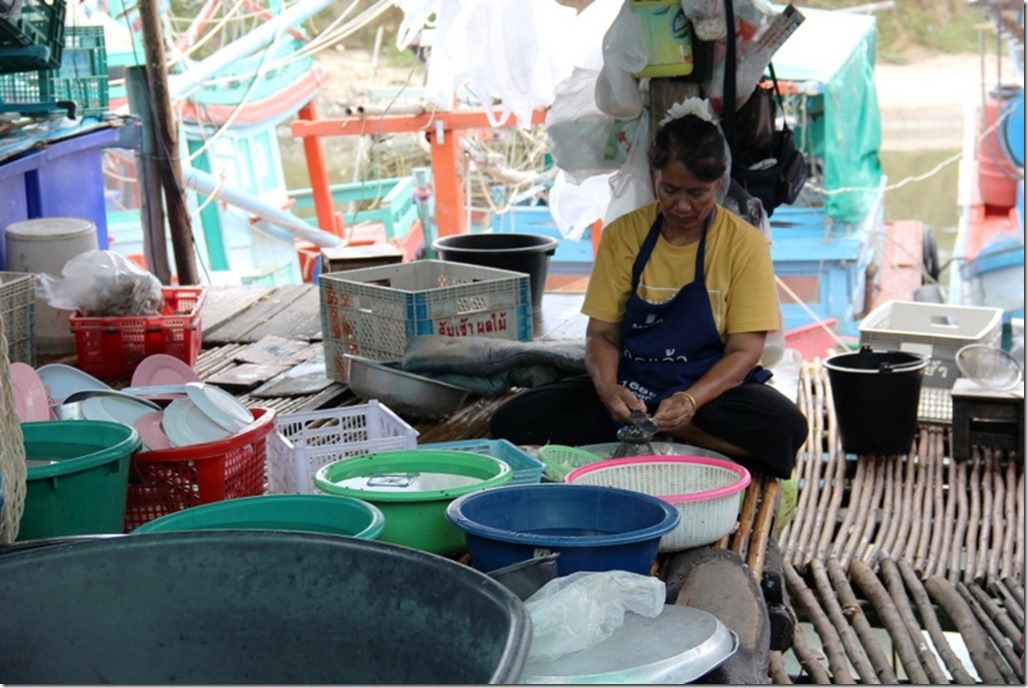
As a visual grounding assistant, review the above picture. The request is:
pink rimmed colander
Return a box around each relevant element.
[565,456,751,552]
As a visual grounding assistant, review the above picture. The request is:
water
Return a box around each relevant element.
[880,147,962,264]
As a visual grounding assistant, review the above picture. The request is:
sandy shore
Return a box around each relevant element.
[875,50,1020,151]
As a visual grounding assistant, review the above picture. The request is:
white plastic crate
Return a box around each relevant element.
[320,260,533,381]
[266,400,419,494]
[0,272,35,365]
[859,301,1003,389]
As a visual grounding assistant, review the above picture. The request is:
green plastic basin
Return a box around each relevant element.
[20,420,141,541]
[132,493,386,540]
[314,450,513,555]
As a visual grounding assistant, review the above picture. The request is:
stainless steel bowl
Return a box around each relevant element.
[343,354,471,420]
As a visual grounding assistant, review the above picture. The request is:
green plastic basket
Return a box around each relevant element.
[20,420,141,540]
[53,25,108,117]
[0,0,66,72]
[0,25,108,117]
[537,444,604,482]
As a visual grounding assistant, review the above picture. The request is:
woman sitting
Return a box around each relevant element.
[489,99,808,479]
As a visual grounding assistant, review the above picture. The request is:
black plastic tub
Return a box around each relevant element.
[0,530,531,684]
[432,232,559,312]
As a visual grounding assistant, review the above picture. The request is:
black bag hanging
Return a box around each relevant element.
[731,65,808,214]
[720,0,808,216]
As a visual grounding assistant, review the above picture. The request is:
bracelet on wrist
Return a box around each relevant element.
[674,391,698,409]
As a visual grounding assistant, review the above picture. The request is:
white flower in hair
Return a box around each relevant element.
[659,97,717,127]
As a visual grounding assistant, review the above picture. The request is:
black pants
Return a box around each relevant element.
[489,374,808,478]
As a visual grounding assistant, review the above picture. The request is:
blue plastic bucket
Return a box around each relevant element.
[446,483,680,576]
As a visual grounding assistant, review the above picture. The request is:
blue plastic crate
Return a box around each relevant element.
[420,439,544,485]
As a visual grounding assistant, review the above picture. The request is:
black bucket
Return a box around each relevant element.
[433,233,559,312]
[823,346,929,456]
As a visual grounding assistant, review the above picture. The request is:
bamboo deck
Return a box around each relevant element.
[190,283,1024,683]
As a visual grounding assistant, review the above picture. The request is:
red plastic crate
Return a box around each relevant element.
[69,287,206,379]
[123,407,275,532]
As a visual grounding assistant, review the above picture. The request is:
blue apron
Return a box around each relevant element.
[617,212,770,411]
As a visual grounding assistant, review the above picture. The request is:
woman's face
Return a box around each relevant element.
[653,160,720,235]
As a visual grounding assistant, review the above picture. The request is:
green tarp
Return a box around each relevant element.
[770,6,884,223]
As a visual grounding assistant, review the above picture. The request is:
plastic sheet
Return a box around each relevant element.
[525,570,666,662]
[37,250,163,317]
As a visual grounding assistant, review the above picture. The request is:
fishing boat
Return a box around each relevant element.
[59,0,1018,350]
[88,0,421,286]
[948,0,1024,343]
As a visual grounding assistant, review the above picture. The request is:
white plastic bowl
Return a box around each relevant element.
[565,455,751,552]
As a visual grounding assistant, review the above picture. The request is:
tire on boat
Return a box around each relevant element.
[921,224,940,282]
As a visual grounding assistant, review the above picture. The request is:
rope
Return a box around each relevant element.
[774,275,852,351]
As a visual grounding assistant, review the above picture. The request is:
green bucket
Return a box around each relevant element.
[20,420,141,541]
[314,450,513,555]
[132,494,386,540]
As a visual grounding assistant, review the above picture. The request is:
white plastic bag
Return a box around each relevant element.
[37,249,164,316]
[605,110,653,224]
[549,170,612,242]
[546,67,619,182]
[525,570,665,662]
[595,0,647,119]
[393,0,439,50]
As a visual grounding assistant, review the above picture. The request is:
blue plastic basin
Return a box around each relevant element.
[446,483,680,576]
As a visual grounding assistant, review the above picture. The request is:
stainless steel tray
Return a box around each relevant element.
[343,354,470,419]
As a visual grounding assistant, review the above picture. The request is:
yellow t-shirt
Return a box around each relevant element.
[582,202,780,339]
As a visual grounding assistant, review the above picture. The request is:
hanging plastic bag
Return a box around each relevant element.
[549,169,613,241]
[570,0,625,72]
[546,67,619,182]
[595,0,647,119]
[36,250,164,317]
[681,0,727,41]
[525,570,666,662]
[393,0,440,50]
[605,109,652,224]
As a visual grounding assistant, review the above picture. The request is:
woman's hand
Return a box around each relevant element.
[586,318,647,423]
[597,383,648,423]
[652,391,697,431]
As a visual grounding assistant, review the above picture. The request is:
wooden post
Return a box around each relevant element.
[428,125,466,237]
[649,79,701,135]
[125,66,172,285]
[297,101,344,237]
[138,0,200,285]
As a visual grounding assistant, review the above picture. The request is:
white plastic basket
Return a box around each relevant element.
[267,400,419,494]
[0,272,35,366]
[565,456,751,552]
[319,260,533,380]
[859,300,1003,388]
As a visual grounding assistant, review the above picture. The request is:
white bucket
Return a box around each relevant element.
[5,217,98,355]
